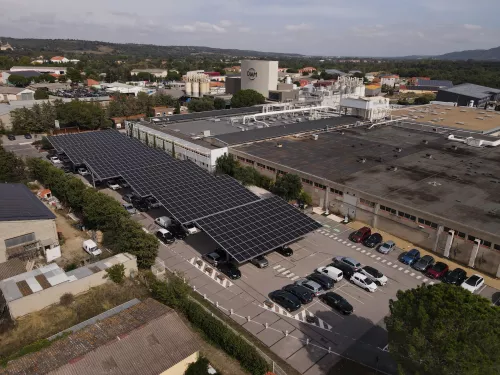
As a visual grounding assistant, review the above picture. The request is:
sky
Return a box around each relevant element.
[0,0,499,56]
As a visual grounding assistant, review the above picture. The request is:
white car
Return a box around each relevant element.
[107,180,121,190]
[78,167,89,176]
[461,274,484,293]
[122,203,136,215]
[185,223,200,235]
[316,266,343,282]
[50,156,62,164]
[359,266,388,286]
[351,272,378,292]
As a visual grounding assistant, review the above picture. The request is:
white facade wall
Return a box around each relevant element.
[240,60,278,97]
[381,77,397,87]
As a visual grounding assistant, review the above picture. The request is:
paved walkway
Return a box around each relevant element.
[346,220,500,290]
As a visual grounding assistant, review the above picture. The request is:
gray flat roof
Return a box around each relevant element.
[0,184,56,222]
[154,106,262,122]
[439,83,500,99]
[212,116,360,146]
[235,125,500,236]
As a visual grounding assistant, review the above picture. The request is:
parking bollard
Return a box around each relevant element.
[306,338,309,345]
[285,330,288,336]
[230,309,233,315]
[265,323,268,329]
[328,347,331,354]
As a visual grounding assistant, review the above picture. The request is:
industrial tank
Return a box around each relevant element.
[200,81,210,95]
[185,81,192,96]
[192,81,200,97]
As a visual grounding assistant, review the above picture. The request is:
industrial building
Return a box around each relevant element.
[0,184,59,265]
[225,120,500,278]
[240,60,279,97]
[130,68,169,78]
[9,66,67,75]
[436,83,500,107]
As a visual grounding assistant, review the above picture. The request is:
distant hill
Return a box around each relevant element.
[436,46,500,60]
[0,37,303,59]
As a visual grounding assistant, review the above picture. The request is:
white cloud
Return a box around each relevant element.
[351,24,389,38]
[219,20,232,27]
[170,22,226,33]
[285,23,312,31]
[464,24,482,30]
[238,27,251,33]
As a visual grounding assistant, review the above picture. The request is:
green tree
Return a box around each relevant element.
[185,357,219,375]
[286,68,298,73]
[230,89,265,108]
[66,67,82,83]
[82,189,128,230]
[381,84,390,93]
[0,145,27,183]
[166,70,181,81]
[35,74,56,83]
[174,101,181,114]
[272,174,302,201]
[213,97,226,110]
[385,283,500,375]
[105,264,126,284]
[215,154,239,177]
[234,166,256,186]
[135,72,154,81]
[34,88,49,100]
[414,94,435,105]
[188,98,214,112]
[7,74,29,87]
[298,190,313,206]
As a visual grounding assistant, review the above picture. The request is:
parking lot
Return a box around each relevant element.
[1,135,47,159]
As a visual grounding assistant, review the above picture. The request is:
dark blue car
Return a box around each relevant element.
[400,249,421,266]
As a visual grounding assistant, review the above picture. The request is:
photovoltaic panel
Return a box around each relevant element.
[119,163,260,224]
[195,196,322,263]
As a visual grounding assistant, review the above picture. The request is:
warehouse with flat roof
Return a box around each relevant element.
[436,83,500,107]
[229,122,500,277]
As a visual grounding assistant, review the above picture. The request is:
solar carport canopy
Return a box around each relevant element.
[196,196,322,263]
[48,130,176,179]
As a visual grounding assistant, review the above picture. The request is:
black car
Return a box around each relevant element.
[363,233,383,248]
[321,292,353,315]
[307,273,334,290]
[7,134,15,141]
[442,268,467,285]
[328,262,354,280]
[276,246,293,257]
[167,224,187,240]
[132,199,149,212]
[413,255,435,272]
[218,263,241,280]
[282,284,314,304]
[24,134,32,139]
[269,290,301,312]
[61,165,72,173]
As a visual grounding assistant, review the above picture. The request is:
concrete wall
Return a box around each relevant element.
[241,60,278,98]
[160,352,199,375]
[0,219,58,263]
[7,253,138,318]
[231,148,500,277]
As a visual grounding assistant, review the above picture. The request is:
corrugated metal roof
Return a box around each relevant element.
[416,79,453,88]
[438,83,500,99]
[0,184,56,222]
[0,299,200,375]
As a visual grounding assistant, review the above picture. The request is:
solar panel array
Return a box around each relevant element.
[48,130,175,179]
[120,163,260,224]
[196,196,323,263]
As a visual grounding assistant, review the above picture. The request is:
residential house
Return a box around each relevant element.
[0,41,13,51]
[50,56,69,64]
[380,74,400,87]
[299,67,316,74]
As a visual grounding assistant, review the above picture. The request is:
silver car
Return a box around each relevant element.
[378,240,396,254]
[295,278,323,296]
[250,255,269,268]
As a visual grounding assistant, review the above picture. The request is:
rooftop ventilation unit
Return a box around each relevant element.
[203,130,211,137]
[276,143,283,148]
[396,147,402,152]
[311,134,319,140]
[390,166,398,172]
[426,153,433,159]
[358,158,367,163]
[422,140,428,144]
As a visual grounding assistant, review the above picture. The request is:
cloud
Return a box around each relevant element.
[238,27,251,33]
[219,20,232,27]
[170,22,226,33]
[285,23,312,31]
[351,24,389,38]
[464,24,482,30]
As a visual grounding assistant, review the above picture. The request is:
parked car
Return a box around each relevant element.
[442,268,467,285]
[251,255,269,268]
[217,263,241,280]
[203,248,226,267]
[78,167,89,176]
[333,256,361,272]
[145,196,161,209]
[316,266,343,282]
[24,134,32,139]
[363,233,383,248]
[122,203,136,215]
[359,266,388,286]
[155,216,173,228]
[320,292,353,315]
[116,178,130,188]
[82,239,102,256]
[7,134,15,141]
[426,262,449,279]
[461,274,484,293]
[413,255,435,272]
[328,262,354,280]
[295,278,323,296]
[133,199,149,212]
[349,227,371,243]
[276,246,293,257]
[61,155,71,163]
[378,240,396,254]
[185,223,200,235]
[400,249,421,266]
[268,290,301,312]
[123,193,137,203]
[50,156,62,164]
[61,165,72,173]
[307,273,334,290]
[156,228,175,244]
[351,272,378,292]
[282,284,314,304]
[106,180,121,190]
[167,224,187,240]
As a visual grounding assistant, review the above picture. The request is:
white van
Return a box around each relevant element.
[154,216,172,229]
[316,266,344,282]
[83,239,102,256]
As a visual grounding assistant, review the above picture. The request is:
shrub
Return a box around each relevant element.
[185,356,219,375]
[59,293,74,306]
[105,264,126,284]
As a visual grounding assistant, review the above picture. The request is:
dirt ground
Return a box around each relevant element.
[0,281,149,360]
[393,104,500,131]
[52,210,90,268]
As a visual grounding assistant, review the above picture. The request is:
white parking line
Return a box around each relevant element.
[277,267,286,272]
[329,235,334,238]
[282,270,290,276]
[477,285,487,295]
[410,272,415,277]
[346,243,352,247]
[404,270,409,274]
[291,276,299,281]
[392,264,398,268]
[273,265,281,270]
[376,257,381,260]
[286,273,295,278]
[316,300,344,319]
[387,262,392,266]
[356,247,361,251]
[381,259,387,263]
[334,285,365,304]
[416,275,422,280]
[342,241,347,244]
[422,278,428,283]
[371,254,376,258]
[361,250,366,253]
[398,267,403,271]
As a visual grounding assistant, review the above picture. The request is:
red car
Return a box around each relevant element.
[349,227,371,243]
[426,262,449,279]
